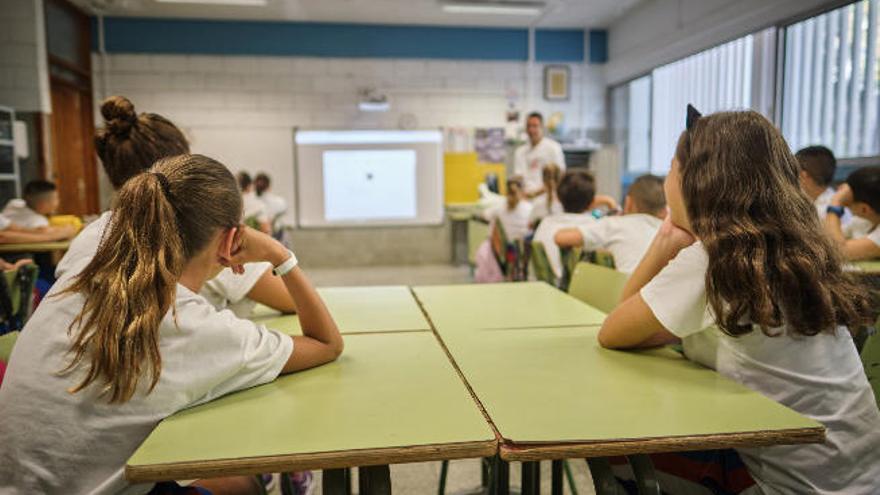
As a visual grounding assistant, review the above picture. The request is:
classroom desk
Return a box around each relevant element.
[0,240,71,253]
[413,282,606,330]
[126,333,496,493]
[439,325,823,486]
[258,286,430,335]
[853,260,880,274]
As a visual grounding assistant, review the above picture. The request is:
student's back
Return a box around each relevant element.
[532,170,598,277]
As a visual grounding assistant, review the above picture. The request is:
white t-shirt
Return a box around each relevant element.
[259,192,287,222]
[528,193,563,226]
[55,211,112,279]
[0,262,293,495]
[864,223,880,247]
[1,199,48,229]
[640,243,880,494]
[483,201,534,241]
[577,214,662,273]
[201,262,273,318]
[0,214,11,231]
[243,191,269,223]
[532,212,596,277]
[513,138,566,195]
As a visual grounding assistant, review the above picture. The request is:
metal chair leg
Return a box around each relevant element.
[521,461,540,495]
[626,455,661,495]
[438,460,450,495]
[358,465,391,495]
[563,460,579,495]
[585,458,624,495]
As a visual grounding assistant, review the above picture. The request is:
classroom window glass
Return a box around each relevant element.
[781,0,880,158]
[610,75,652,174]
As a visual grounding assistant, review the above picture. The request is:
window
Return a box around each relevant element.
[610,75,651,175]
[781,0,880,159]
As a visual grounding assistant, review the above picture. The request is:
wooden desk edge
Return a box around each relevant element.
[498,426,825,462]
[0,242,70,253]
[126,439,497,483]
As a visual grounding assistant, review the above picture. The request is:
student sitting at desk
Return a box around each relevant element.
[528,163,563,227]
[482,177,533,241]
[823,166,880,261]
[598,107,880,494]
[0,154,343,495]
[531,170,598,279]
[554,174,666,273]
[0,213,76,244]
[2,180,59,229]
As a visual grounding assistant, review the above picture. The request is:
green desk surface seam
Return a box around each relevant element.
[413,282,606,331]
[441,326,820,444]
[127,332,494,468]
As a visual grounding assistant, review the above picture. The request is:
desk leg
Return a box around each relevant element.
[551,460,563,495]
[323,468,349,495]
[585,458,622,495]
[626,455,660,495]
[359,465,392,495]
[492,456,510,495]
[521,461,540,495]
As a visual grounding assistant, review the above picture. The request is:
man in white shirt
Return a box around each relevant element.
[554,175,666,273]
[532,170,597,278]
[513,112,566,197]
[2,180,59,229]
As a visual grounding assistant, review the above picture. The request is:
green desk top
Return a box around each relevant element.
[413,282,606,331]
[260,286,430,335]
[127,333,496,482]
[0,241,71,253]
[441,326,822,460]
[853,260,880,274]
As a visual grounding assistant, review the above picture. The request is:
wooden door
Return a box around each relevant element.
[49,83,97,215]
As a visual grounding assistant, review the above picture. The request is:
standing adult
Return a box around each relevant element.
[513,112,566,197]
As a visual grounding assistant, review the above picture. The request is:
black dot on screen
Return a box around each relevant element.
[366,173,373,180]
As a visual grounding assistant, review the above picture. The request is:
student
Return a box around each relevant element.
[254,172,287,233]
[482,177,533,241]
[0,154,343,495]
[824,166,880,261]
[554,174,666,273]
[55,96,295,317]
[0,214,75,244]
[238,172,271,234]
[2,180,59,228]
[796,145,838,219]
[528,163,563,227]
[513,112,566,197]
[531,170,597,278]
[598,107,880,494]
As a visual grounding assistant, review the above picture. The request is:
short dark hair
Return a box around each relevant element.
[557,170,596,213]
[237,171,252,191]
[527,112,543,123]
[627,175,666,214]
[254,173,271,196]
[23,180,56,205]
[796,145,836,187]
[847,166,880,213]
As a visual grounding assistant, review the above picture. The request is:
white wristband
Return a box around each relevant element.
[272,250,298,277]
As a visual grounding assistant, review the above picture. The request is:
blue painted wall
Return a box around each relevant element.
[94,17,588,62]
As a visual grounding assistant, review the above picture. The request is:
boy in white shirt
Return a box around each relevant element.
[2,180,60,229]
[554,174,666,273]
[532,170,597,278]
[796,145,838,219]
[824,165,880,260]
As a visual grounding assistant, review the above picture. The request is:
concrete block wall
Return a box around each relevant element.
[0,0,50,113]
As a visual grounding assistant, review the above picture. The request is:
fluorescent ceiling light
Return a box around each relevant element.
[442,2,543,16]
[155,0,267,6]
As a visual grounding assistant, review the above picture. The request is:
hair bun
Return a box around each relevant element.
[100,96,138,137]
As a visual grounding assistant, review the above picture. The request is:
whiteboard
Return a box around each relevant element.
[295,130,444,228]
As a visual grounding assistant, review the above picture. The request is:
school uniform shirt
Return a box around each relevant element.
[1,199,48,229]
[0,214,11,230]
[513,138,566,195]
[243,191,269,223]
[813,187,856,226]
[200,262,273,318]
[640,243,880,494]
[483,201,534,241]
[55,210,112,279]
[259,191,288,222]
[527,193,563,226]
[532,212,596,278]
[863,223,880,247]
[577,214,662,273]
[0,261,293,495]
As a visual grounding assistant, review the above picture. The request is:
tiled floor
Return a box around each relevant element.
[271,263,597,495]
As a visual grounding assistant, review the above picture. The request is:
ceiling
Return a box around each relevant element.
[75,0,644,29]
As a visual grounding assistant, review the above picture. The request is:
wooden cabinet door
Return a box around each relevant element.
[49,83,98,215]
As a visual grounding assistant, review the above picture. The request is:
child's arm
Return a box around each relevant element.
[0,224,76,243]
[226,228,343,373]
[590,194,619,212]
[554,228,584,248]
[245,267,297,313]
[598,217,693,349]
[823,185,880,260]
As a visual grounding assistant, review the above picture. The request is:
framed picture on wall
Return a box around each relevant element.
[543,65,570,101]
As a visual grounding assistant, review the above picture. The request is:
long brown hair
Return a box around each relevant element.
[95,96,190,190]
[676,110,872,337]
[60,154,241,403]
[542,163,562,210]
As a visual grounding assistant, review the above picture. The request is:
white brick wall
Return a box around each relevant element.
[92,52,607,211]
[0,0,50,113]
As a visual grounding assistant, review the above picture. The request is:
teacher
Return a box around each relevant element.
[513,112,566,198]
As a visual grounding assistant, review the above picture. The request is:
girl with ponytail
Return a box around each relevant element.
[528,163,563,227]
[0,154,342,495]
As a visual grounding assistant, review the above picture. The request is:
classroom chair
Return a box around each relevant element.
[558,246,583,291]
[489,222,529,282]
[0,264,38,334]
[567,261,629,314]
[530,241,557,287]
[0,330,18,363]
[585,250,616,269]
[467,217,490,268]
[244,215,261,231]
[863,323,880,410]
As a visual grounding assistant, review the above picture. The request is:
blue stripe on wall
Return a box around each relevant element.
[96,17,585,62]
[588,29,608,64]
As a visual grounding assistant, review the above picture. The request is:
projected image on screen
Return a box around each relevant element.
[323,149,417,222]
